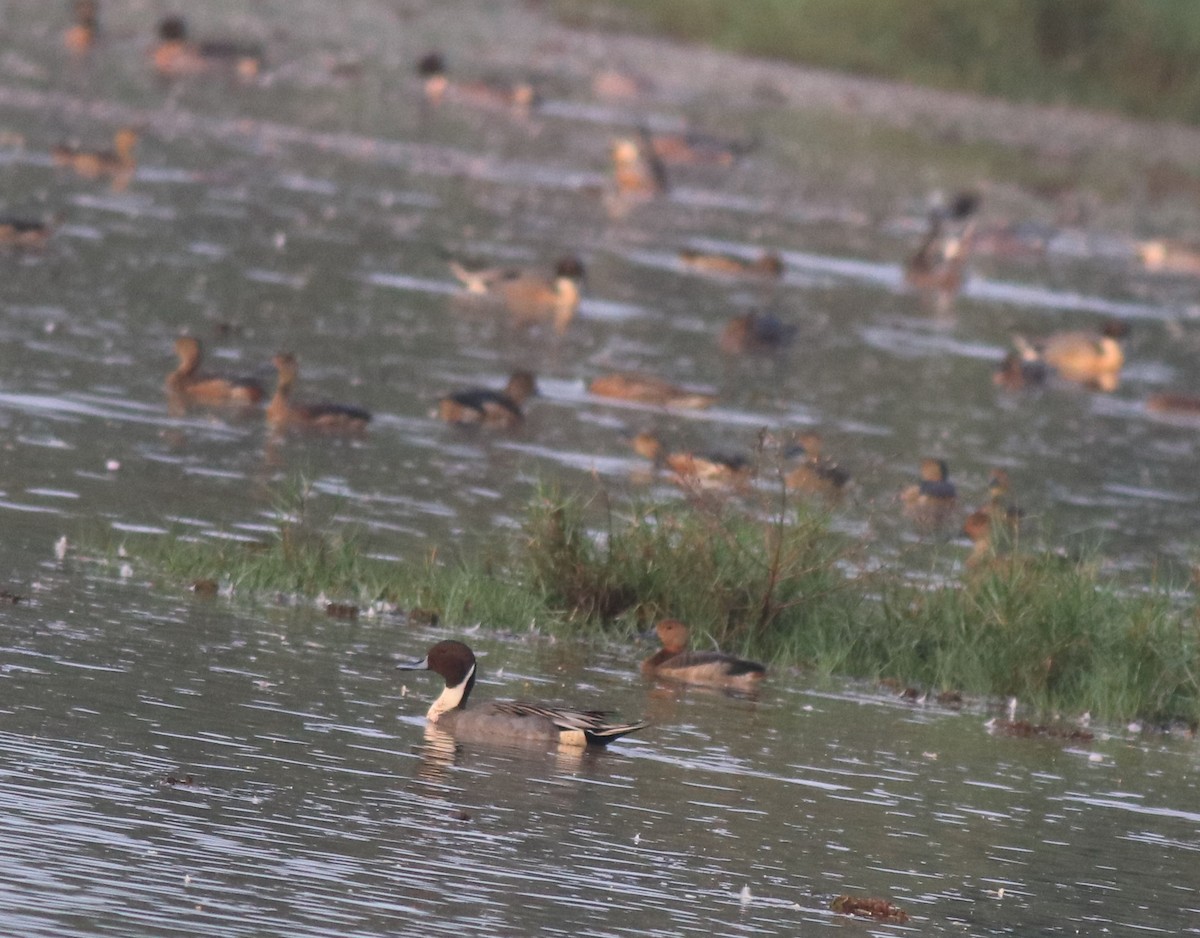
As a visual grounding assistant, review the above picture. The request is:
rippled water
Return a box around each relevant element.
[1,1,1198,935]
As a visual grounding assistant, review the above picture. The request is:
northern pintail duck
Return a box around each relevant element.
[152,16,264,80]
[0,216,54,250]
[417,52,538,111]
[611,135,669,197]
[450,256,584,334]
[680,249,784,280]
[398,639,647,747]
[590,373,716,409]
[642,619,766,690]
[783,433,850,498]
[52,127,137,182]
[1012,319,1128,391]
[64,0,98,54]
[901,457,957,530]
[166,336,264,405]
[267,353,371,433]
[437,371,538,428]
[904,211,976,300]
[719,311,797,355]
[632,432,751,489]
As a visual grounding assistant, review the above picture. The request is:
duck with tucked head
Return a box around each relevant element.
[650,130,753,167]
[631,432,751,490]
[590,373,716,409]
[1013,319,1128,392]
[681,249,784,280]
[719,311,797,355]
[398,640,647,748]
[417,52,538,111]
[52,126,138,182]
[152,16,263,79]
[0,216,54,250]
[437,371,538,428]
[993,350,1048,391]
[267,353,370,434]
[166,336,264,406]
[450,256,584,334]
[642,619,766,690]
[1146,391,1200,416]
[901,457,958,530]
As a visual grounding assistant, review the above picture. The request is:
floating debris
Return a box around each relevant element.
[162,774,195,787]
[190,579,219,597]
[0,589,27,604]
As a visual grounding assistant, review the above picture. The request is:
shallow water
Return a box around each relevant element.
[1,1,1199,935]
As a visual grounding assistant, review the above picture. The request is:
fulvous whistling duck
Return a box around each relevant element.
[642,619,766,690]
[165,336,264,406]
[589,373,716,409]
[1013,319,1128,391]
[437,371,538,428]
[680,249,784,280]
[267,353,370,434]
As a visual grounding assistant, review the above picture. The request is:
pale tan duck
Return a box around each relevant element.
[165,336,264,406]
[1013,320,1128,391]
[631,432,752,490]
[642,619,766,690]
[611,135,669,197]
[399,640,647,747]
[450,256,584,334]
[589,373,716,409]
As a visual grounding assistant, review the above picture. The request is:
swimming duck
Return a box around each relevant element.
[904,212,976,300]
[0,217,54,250]
[64,0,98,54]
[1013,320,1128,391]
[267,353,371,433]
[437,371,538,428]
[642,619,766,690]
[631,432,751,489]
[901,457,957,529]
[449,256,584,334]
[718,311,797,355]
[398,639,647,747]
[590,373,716,409]
[417,52,538,111]
[52,127,137,181]
[650,131,752,167]
[152,16,263,79]
[680,249,784,280]
[992,350,1048,391]
[1137,239,1200,277]
[611,135,669,197]
[165,336,265,405]
[782,433,850,497]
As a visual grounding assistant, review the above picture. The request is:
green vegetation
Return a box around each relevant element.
[554,0,1200,124]
[108,475,1200,727]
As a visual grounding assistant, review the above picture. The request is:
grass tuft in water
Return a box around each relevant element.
[106,478,1200,726]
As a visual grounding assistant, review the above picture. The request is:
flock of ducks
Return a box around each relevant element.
[5,4,1200,749]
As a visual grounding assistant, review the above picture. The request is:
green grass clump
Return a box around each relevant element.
[554,0,1200,124]
[107,480,1200,726]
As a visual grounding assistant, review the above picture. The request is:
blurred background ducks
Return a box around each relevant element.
[153,16,264,80]
[680,249,784,280]
[905,192,978,307]
[718,311,797,355]
[450,255,584,334]
[165,336,264,408]
[417,52,538,112]
[437,372,538,428]
[267,353,370,434]
[1012,319,1128,391]
[782,433,850,499]
[631,432,752,490]
[64,0,98,54]
[611,134,669,198]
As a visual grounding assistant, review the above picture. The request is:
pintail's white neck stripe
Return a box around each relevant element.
[428,661,475,722]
